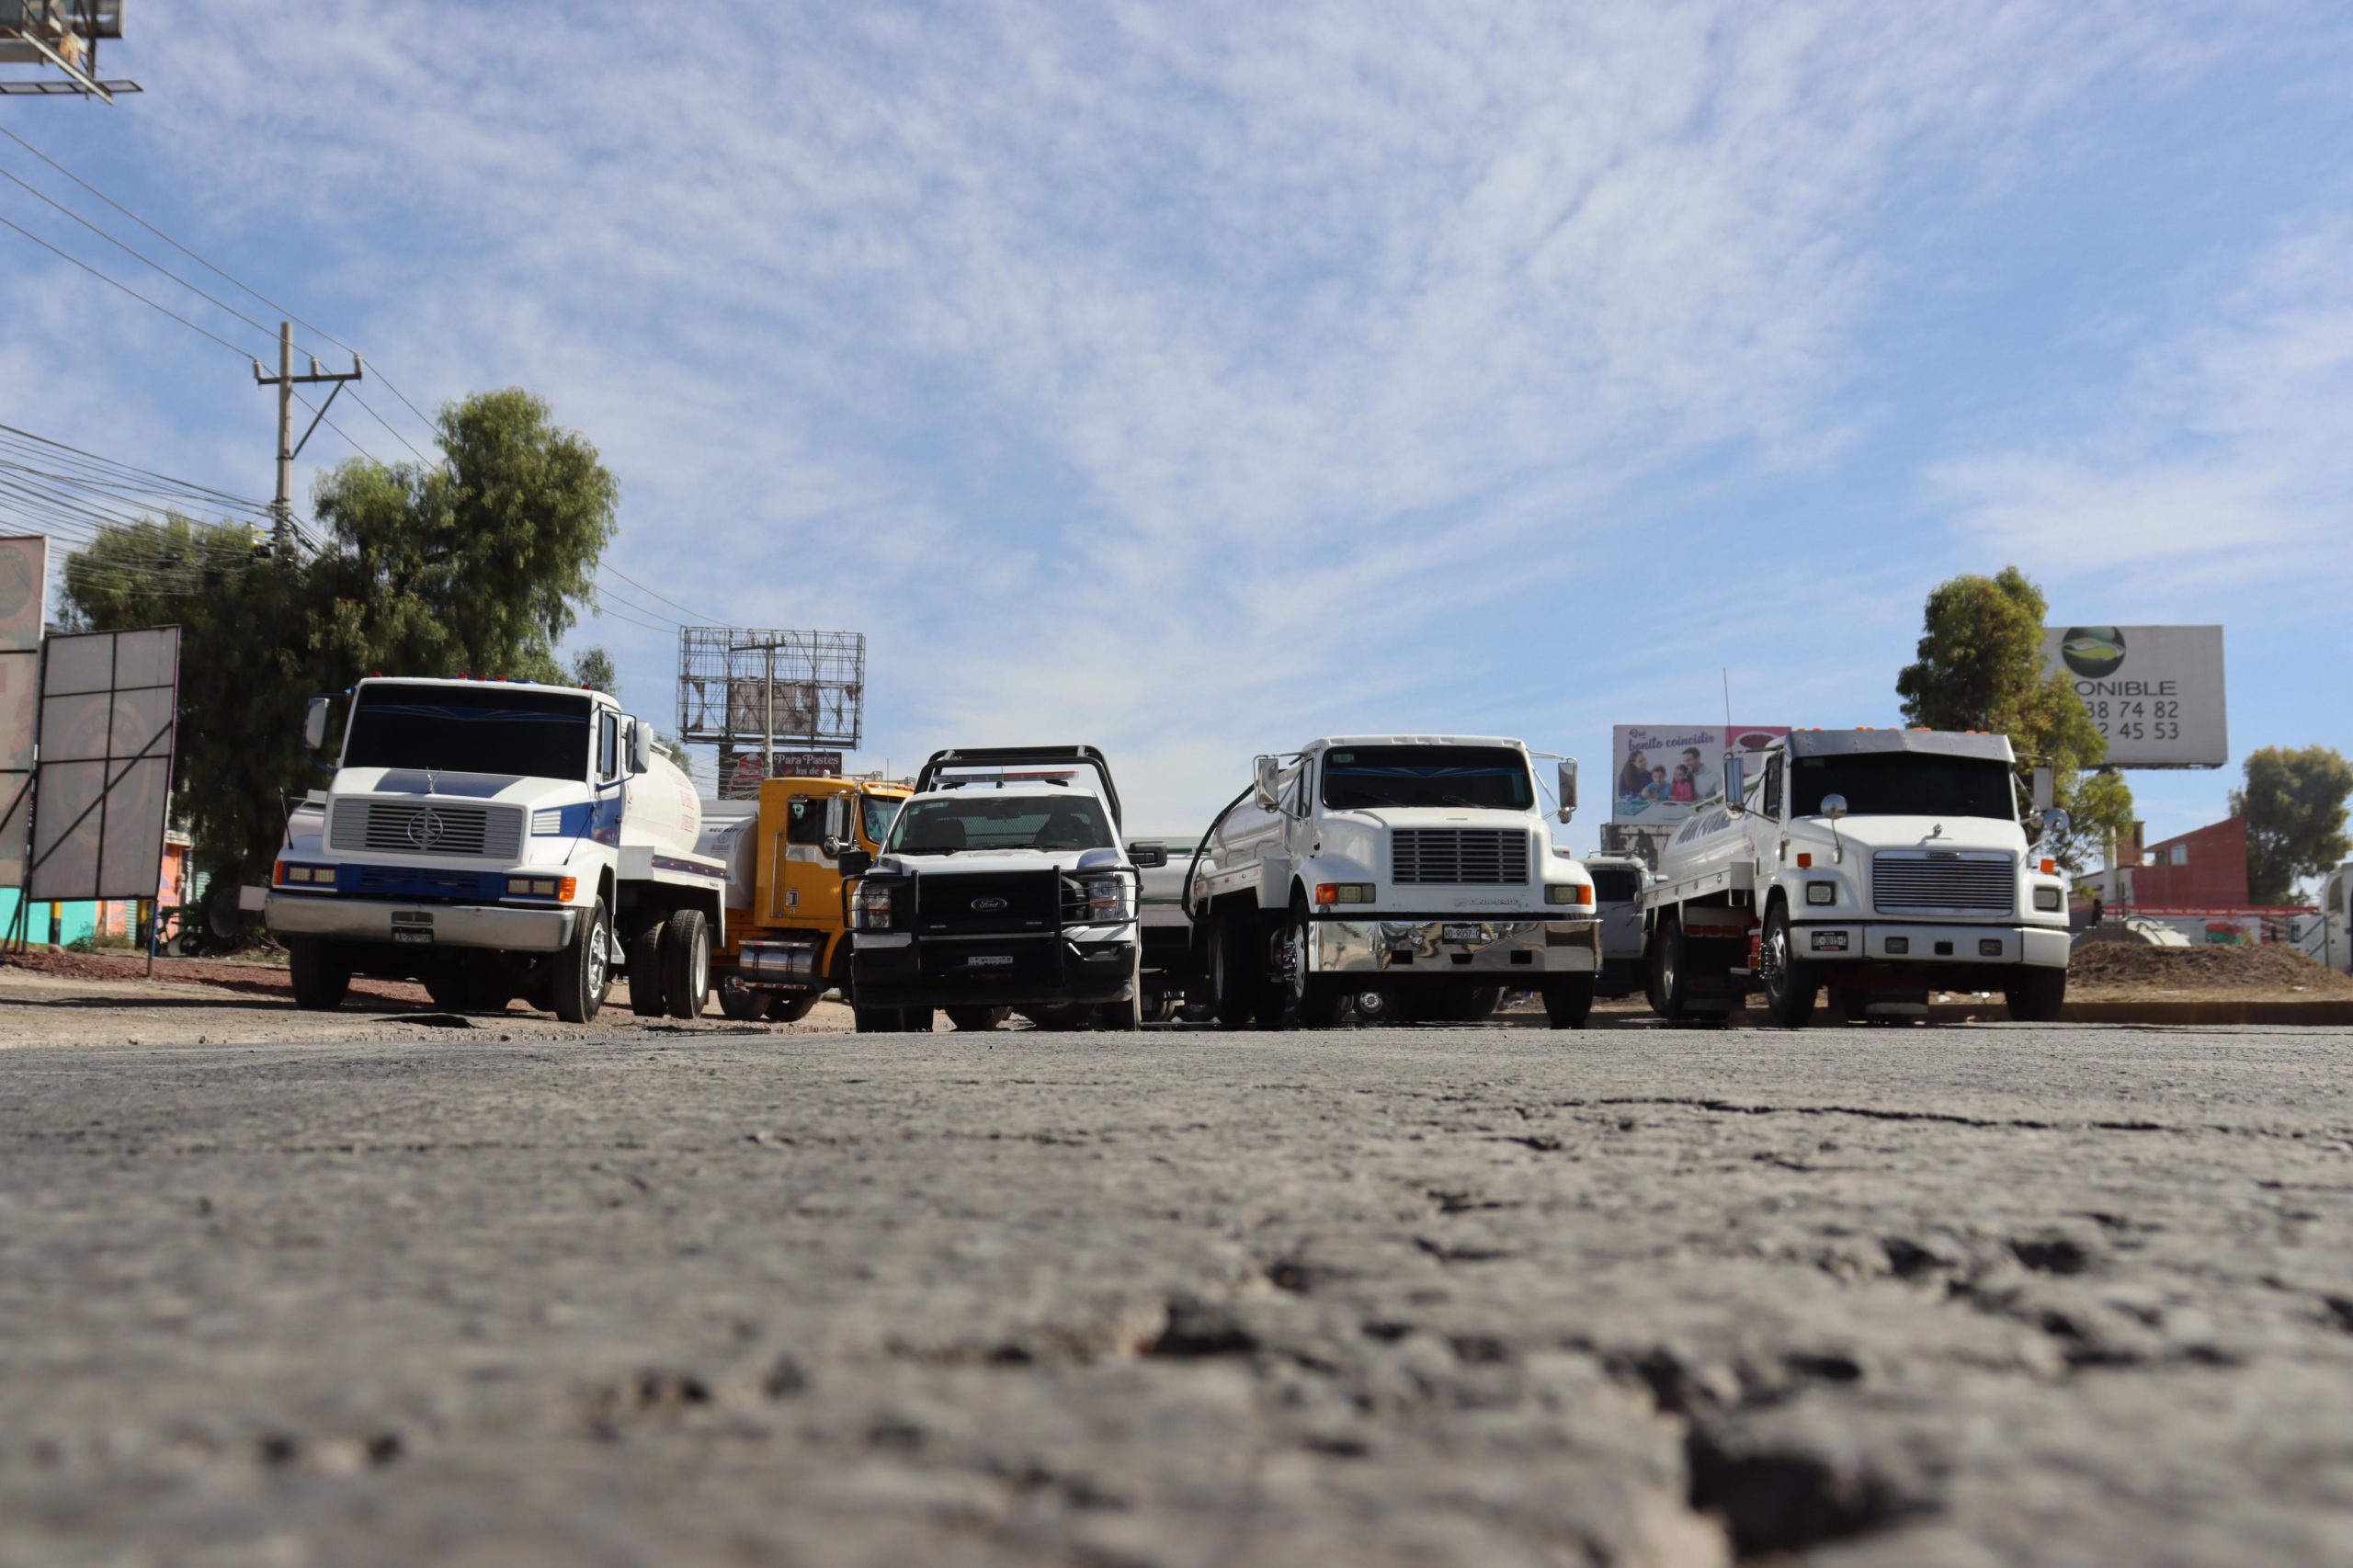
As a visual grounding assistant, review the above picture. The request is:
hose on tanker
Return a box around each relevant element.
[1182,784,1258,926]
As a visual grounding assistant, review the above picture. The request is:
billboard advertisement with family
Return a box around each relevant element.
[1610,724,1790,825]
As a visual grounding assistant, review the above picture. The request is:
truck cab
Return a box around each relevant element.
[845,746,1142,1033]
[1580,852,1652,999]
[1642,728,2073,1024]
[267,676,727,1022]
[1188,736,1601,1028]
[699,774,909,1021]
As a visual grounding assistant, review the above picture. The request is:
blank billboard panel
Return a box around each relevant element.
[27,625,182,903]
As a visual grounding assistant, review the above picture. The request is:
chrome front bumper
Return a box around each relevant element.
[265,894,578,953]
[1792,920,2071,969]
[1312,917,1599,977]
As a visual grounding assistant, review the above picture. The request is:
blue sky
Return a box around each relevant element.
[3,1,2349,846]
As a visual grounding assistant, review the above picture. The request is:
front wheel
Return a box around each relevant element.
[1542,973,1596,1029]
[287,938,350,1011]
[1279,904,1344,1029]
[2005,966,2068,1023]
[551,900,611,1024]
[660,908,710,1020]
[1757,905,1819,1028]
[1650,916,1690,1020]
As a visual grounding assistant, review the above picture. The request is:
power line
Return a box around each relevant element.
[0,210,251,358]
[592,576,690,629]
[599,561,722,624]
[0,423,278,512]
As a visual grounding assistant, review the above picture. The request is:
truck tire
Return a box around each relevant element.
[551,899,611,1024]
[1279,902,1344,1029]
[661,908,711,1020]
[1541,973,1595,1029]
[946,1005,1010,1031]
[1757,904,1819,1028]
[718,980,767,1021]
[769,992,819,1023]
[287,938,350,1010]
[2005,966,2068,1024]
[853,1006,900,1032]
[627,919,667,1017]
[1651,915,1692,1020]
[1211,912,1260,1029]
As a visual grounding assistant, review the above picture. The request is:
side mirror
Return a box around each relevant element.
[1724,753,1746,814]
[1556,759,1578,824]
[630,722,652,774]
[2041,807,2071,844]
[1821,793,1848,821]
[301,695,332,755]
[2031,766,2055,816]
[1252,755,1281,811]
[1128,843,1169,869]
[837,847,873,879]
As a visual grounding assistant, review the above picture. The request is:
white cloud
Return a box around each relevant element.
[0,0,2258,823]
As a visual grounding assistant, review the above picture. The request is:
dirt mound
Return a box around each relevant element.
[2068,940,2353,995]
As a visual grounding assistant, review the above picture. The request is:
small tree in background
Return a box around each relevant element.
[568,645,618,695]
[2233,745,2353,904]
[1893,565,2131,870]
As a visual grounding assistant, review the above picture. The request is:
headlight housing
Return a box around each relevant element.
[1806,881,1836,905]
[1546,883,1593,905]
[1315,882,1374,905]
[2033,885,2063,912]
[1080,874,1135,923]
[854,881,899,931]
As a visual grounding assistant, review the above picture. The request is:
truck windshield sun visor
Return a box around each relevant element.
[888,795,1114,855]
[342,685,593,781]
[1789,755,2015,820]
[1321,746,1533,812]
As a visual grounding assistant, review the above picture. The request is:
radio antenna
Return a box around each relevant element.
[1722,667,1733,732]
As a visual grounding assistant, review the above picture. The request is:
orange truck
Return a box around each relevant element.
[695,774,911,1021]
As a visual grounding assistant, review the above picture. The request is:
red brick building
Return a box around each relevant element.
[2084,815,2250,908]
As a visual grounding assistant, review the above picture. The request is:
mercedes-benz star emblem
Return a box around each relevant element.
[971,896,1007,912]
[405,808,448,850]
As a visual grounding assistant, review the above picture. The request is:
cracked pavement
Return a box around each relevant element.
[2,1022,2349,1566]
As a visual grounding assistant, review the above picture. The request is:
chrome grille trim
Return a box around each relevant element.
[1871,850,2016,915]
[1391,828,1529,886]
[327,799,525,860]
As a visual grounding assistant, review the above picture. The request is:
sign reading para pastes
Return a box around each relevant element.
[2040,625,2227,769]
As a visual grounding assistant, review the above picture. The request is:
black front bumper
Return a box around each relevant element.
[852,931,1138,1010]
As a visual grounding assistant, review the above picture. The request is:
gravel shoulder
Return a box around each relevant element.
[2,1019,2349,1566]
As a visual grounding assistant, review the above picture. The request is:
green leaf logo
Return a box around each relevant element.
[2060,626,2126,678]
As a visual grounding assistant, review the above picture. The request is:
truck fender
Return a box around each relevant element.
[1256,856,1293,912]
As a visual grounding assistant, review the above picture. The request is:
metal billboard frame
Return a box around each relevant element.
[24,623,182,906]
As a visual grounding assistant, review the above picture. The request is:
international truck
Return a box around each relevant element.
[1639,728,2073,1025]
[693,773,912,1021]
[844,746,1144,1033]
[267,676,730,1021]
[1185,736,1601,1028]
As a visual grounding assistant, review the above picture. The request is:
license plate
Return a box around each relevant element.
[966,954,1015,969]
[1442,924,1482,944]
[1812,930,1850,952]
[392,928,433,945]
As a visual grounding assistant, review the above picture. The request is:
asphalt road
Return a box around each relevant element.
[2,1020,2349,1567]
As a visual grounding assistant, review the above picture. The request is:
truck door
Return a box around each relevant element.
[768,794,846,921]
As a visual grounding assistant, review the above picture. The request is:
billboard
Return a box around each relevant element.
[1611,724,1789,826]
[2040,625,2226,768]
[27,626,181,903]
[0,536,47,890]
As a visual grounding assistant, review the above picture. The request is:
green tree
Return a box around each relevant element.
[2231,745,2353,904]
[61,389,620,940]
[1893,565,2131,871]
[653,733,694,771]
[568,644,618,696]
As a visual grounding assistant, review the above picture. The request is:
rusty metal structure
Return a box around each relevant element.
[675,627,865,799]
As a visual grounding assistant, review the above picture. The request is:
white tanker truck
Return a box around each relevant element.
[1640,728,2074,1025]
[267,676,730,1021]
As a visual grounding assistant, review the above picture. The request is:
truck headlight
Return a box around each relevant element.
[1546,883,1593,905]
[2033,885,2063,912]
[854,882,897,931]
[1314,882,1374,905]
[505,876,577,901]
[1806,881,1836,905]
[1082,876,1135,922]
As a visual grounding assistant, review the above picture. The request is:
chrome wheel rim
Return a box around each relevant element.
[586,915,608,996]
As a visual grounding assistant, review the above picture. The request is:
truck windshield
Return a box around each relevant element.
[860,794,903,846]
[342,685,593,781]
[888,793,1114,854]
[1322,746,1533,811]
[1790,754,2015,819]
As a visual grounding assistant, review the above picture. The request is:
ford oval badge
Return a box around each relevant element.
[972,896,1008,912]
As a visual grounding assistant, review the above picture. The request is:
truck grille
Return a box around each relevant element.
[329,799,525,860]
[915,869,1060,935]
[1391,829,1529,885]
[1872,851,2015,915]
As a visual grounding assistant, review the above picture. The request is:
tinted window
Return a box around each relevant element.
[859,795,901,846]
[343,685,592,781]
[1588,868,1643,902]
[1790,754,2014,819]
[888,794,1113,854]
[786,798,829,846]
[1322,746,1533,811]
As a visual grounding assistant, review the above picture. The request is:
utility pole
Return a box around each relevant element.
[251,322,362,559]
